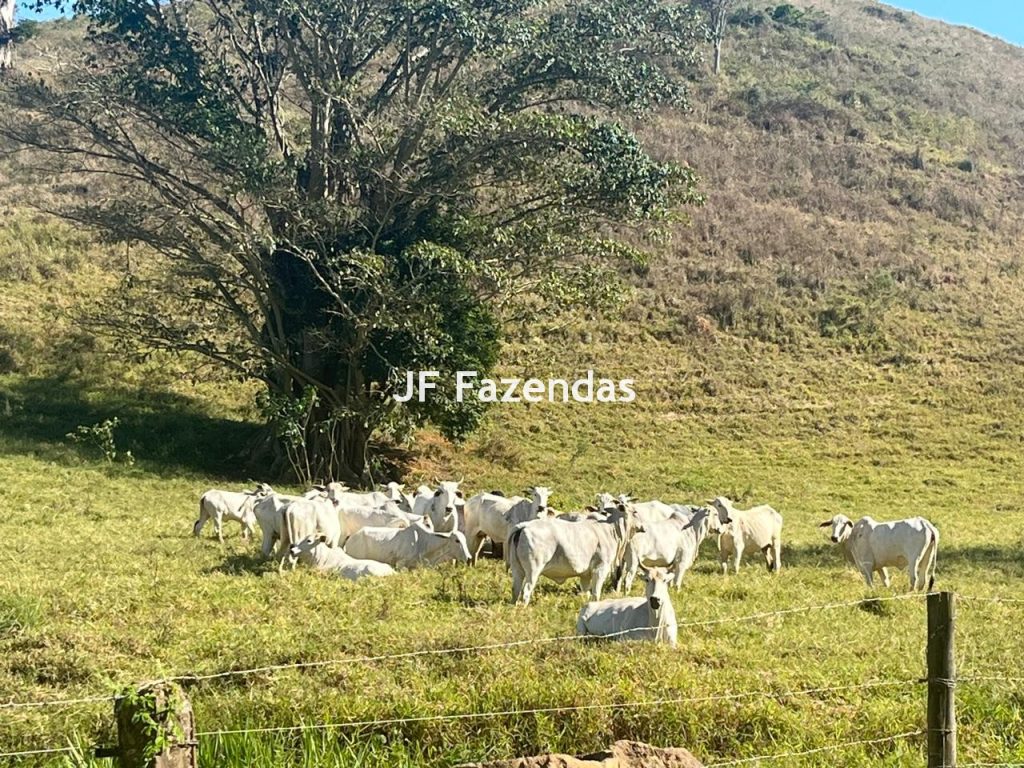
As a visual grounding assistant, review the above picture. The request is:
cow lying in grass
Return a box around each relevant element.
[576,567,677,646]
[286,535,395,581]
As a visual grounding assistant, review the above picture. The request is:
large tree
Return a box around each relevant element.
[3,0,703,483]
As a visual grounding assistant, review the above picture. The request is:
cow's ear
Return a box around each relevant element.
[317,535,328,544]
[844,520,854,529]
[584,505,597,512]
[455,490,464,499]
[818,521,833,528]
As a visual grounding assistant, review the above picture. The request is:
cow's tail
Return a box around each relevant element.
[506,526,524,571]
[193,496,207,536]
[280,506,295,571]
[924,522,939,591]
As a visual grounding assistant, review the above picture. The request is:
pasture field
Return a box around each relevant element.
[1,332,1023,766]
[2,2,1024,765]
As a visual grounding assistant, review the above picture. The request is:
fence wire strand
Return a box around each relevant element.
[703,729,924,766]
[195,679,921,738]
[0,745,76,759]
[153,593,928,688]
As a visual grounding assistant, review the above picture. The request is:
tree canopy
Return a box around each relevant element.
[3,0,704,483]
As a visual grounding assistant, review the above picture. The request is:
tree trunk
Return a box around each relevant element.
[306,409,369,487]
[712,38,721,75]
[0,0,14,71]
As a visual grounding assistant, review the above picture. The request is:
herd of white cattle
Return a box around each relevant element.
[194,481,940,647]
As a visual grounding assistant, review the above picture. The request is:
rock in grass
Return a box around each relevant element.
[458,739,704,767]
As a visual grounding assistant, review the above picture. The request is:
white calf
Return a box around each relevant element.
[194,483,272,543]
[709,496,783,574]
[820,514,939,591]
[464,487,553,564]
[576,568,677,646]
[286,536,395,580]
[619,506,722,591]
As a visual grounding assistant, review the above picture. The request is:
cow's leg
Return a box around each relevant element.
[731,550,742,575]
[619,549,638,593]
[214,512,224,544]
[880,567,891,588]
[471,534,487,565]
[261,530,275,558]
[772,539,782,573]
[761,544,773,572]
[671,563,685,590]
[907,562,920,592]
[860,567,874,588]
[590,566,609,601]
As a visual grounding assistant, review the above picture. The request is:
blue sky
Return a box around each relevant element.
[889,1,1024,46]
[15,1,1024,49]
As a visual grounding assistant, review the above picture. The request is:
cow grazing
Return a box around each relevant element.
[619,506,722,592]
[507,502,643,605]
[709,496,783,575]
[576,568,677,646]
[194,483,272,543]
[344,522,472,569]
[286,535,396,580]
[464,486,554,564]
[820,514,939,591]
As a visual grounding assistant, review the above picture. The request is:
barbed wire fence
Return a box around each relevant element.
[1,592,1022,766]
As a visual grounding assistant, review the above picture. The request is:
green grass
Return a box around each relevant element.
[1,348,1023,766]
[2,3,1024,765]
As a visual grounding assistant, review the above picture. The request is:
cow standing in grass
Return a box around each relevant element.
[820,514,939,591]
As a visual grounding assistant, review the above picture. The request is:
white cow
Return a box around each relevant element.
[415,480,463,533]
[820,514,939,591]
[253,492,300,557]
[344,522,472,569]
[576,568,677,646]
[709,496,783,574]
[619,506,722,592]
[617,495,678,525]
[464,487,554,564]
[324,481,391,509]
[384,482,414,513]
[279,496,344,569]
[286,535,396,580]
[193,483,272,542]
[507,502,643,605]
[338,502,411,541]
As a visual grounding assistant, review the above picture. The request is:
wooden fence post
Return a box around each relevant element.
[114,682,198,768]
[927,591,956,768]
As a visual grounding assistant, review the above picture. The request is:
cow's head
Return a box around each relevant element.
[286,534,326,568]
[529,486,553,517]
[706,496,735,526]
[433,480,463,515]
[819,514,854,544]
[324,482,350,503]
[640,567,671,612]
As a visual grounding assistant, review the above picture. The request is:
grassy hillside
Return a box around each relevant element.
[1,1,1024,766]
